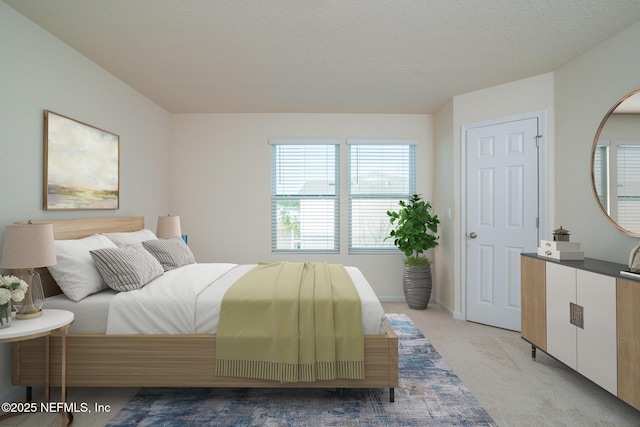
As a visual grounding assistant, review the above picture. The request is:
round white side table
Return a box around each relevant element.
[0,309,74,426]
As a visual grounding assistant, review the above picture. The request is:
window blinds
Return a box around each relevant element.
[270,139,339,252]
[347,140,416,252]
[617,145,640,231]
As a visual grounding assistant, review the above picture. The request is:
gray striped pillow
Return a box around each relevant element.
[90,246,164,291]
[142,238,196,271]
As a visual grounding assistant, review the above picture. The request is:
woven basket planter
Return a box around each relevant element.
[402,264,432,310]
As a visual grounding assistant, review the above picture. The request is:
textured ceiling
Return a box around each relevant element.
[4,0,640,114]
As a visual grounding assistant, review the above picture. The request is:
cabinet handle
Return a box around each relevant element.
[570,302,584,329]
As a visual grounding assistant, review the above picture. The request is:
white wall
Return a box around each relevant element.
[0,2,172,402]
[170,113,434,299]
[555,20,640,263]
[3,0,640,405]
[434,19,640,318]
[435,73,555,316]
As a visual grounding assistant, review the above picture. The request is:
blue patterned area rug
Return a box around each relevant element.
[107,314,495,426]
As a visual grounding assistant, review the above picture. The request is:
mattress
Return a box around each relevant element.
[45,263,386,335]
[45,288,117,333]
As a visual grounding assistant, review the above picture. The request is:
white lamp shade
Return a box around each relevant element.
[1,223,57,269]
[157,215,182,239]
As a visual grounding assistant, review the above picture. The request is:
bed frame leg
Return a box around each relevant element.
[26,386,32,402]
[389,387,394,402]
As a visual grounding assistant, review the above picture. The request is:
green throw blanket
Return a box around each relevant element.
[216,261,364,383]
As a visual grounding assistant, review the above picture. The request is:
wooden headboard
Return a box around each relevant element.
[16,216,145,297]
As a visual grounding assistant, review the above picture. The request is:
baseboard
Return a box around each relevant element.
[452,311,465,321]
[378,296,406,303]
[430,296,465,320]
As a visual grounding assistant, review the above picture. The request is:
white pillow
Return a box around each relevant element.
[102,229,157,248]
[47,234,118,301]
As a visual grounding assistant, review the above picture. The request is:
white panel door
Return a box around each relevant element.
[576,270,617,394]
[466,117,539,331]
[545,263,577,370]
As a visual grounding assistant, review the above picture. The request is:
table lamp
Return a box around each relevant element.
[1,222,57,319]
[157,215,181,239]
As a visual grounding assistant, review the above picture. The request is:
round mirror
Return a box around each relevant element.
[591,89,640,236]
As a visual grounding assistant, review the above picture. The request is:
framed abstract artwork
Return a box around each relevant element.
[44,110,120,210]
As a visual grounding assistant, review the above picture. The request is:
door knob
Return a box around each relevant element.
[469,232,477,239]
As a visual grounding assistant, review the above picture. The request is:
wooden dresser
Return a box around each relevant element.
[521,253,640,411]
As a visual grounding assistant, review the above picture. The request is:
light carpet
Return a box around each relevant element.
[106,314,496,426]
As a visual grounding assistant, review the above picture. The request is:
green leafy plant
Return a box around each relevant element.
[386,194,439,266]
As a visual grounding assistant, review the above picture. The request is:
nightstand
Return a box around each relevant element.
[0,309,74,426]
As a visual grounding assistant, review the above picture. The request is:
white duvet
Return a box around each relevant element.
[106,263,386,335]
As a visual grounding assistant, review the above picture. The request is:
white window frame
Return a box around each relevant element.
[347,138,417,254]
[611,139,640,231]
[269,138,340,253]
[594,140,610,213]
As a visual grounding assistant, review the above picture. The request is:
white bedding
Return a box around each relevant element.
[46,289,117,333]
[47,263,386,335]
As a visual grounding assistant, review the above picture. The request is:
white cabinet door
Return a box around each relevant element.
[546,262,577,370]
[576,270,617,395]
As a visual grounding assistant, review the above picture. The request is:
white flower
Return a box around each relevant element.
[11,289,25,302]
[4,275,18,285]
[0,288,11,305]
[0,275,29,307]
[0,275,28,294]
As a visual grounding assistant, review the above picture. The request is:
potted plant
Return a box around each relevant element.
[387,194,439,309]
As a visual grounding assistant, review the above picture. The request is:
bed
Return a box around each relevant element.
[11,217,399,400]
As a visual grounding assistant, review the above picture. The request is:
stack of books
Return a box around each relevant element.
[537,239,584,260]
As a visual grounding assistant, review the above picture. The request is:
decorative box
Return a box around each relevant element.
[537,247,585,260]
[539,240,582,252]
[538,229,584,260]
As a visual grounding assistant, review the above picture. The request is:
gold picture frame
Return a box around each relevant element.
[44,110,120,210]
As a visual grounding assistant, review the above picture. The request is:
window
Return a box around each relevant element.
[617,144,640,231]
[348,139,416,253]
[270,138,339,252]
[593,143,609,210]
[595,140,640,231]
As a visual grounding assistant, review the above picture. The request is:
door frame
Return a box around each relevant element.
[460,110,549,322]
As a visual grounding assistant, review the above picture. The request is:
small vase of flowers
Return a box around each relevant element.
[0,275,28,328]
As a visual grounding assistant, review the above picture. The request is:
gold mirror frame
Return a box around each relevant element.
[590,88,640,237]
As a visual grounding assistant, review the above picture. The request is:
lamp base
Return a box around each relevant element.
[16,310,42,320]
[13,270,45,320]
